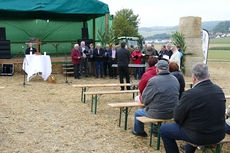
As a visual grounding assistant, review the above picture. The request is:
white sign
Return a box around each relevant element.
[202,29,210,64]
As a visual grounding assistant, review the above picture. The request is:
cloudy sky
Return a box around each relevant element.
[100,0,230,27]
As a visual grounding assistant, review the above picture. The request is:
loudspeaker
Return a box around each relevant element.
[0,64,14,76]
[82,28,89,39]
[0,40,11,59]
[0,27,6,41]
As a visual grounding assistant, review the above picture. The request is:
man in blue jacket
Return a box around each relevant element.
[160,63,226,153]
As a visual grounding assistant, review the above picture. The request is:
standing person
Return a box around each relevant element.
[160,63,226,153]
[88,43,95,77]
[145,44,159,69]
[131,46,143,80]
[169,62,185,99]
[108,44,117,79]
[116,41,131,90]
[25,42,37,55]
[71,44,82,79]
[159,45,170,59]
[79,41,89,78]
[170,45,181,68]
[93,43,104,78]
[103,44,110,77]
[177,45,183,68]
[166,43,173,58]
[132,60,179,137]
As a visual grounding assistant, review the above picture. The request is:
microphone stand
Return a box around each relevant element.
[64,50,72,85]
[65,52,69,84]
[22,45,26,87]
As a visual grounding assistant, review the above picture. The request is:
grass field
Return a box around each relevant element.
[209,38,230,61]
[210,37,230,44]
[154,37,230,61]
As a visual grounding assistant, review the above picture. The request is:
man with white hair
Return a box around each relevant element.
[79,41,90,77]
[71,44,82,79]
[93,43,104,78]
[160,63,226,153]
[169,45,181,68]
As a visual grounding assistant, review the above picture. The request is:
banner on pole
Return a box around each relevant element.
[202,29,210,64]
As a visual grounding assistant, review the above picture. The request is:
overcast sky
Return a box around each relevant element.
[100,0,230,27]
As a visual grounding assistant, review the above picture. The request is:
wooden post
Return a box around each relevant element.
[93,17,96,47]
[105,14,108,35]
[36,38,40,52]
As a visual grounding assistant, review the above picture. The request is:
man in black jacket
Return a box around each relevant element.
[25,42,37,55]
[116,41,131,90]
[93,43,104,78]
[160,63,226,153]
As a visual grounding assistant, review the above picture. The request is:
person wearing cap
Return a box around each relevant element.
[132,60,179,137]
[160,63,226,153]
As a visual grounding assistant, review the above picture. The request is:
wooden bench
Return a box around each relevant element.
[72,83,139,103]
[186,81,193,88]
[226,95,230,99]
[184,134,230,153]
[0,87,5,89]
[108,102,144,130]
[136,116,173,150]
[85,90,139,114]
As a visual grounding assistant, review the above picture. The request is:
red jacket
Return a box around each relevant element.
[138,66,157,103]
[71,49,82,65]
[131,50,143,64]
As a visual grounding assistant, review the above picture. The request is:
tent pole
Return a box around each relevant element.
[93,17,96,47]
[105,14,108,35]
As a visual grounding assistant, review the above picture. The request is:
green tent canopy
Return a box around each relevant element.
[0,0,112,55]
[0,0,109,21]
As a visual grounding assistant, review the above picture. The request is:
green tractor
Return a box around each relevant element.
[118,36,140,49]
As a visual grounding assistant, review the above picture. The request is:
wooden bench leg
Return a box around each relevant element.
[201,144,222,153]
[118,107,129,130]
[81,88,83,102]
[91,95,94,112]
[83,87,86,103]
[124,107,128,130]
[119,108,122,127]
[94,95,98,115]
[149,122,162,150]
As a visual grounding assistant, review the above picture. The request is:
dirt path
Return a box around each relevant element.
[0,62,229,153]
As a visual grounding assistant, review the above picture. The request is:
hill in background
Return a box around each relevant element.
[140,20,229,40]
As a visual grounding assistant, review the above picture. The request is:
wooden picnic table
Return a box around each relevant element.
[72,83,139,103]
[108,102,144,130]
[86,90,140,114]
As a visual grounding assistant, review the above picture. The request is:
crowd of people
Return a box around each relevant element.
[71,41,184,81]
[71,41,230,153]
[132,60,229,153]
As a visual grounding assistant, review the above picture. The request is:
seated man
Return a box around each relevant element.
[132,60,179,137]
[160,63,226,153]
[25,42,37,55]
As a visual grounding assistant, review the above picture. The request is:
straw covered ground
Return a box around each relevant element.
[0,62,229,153]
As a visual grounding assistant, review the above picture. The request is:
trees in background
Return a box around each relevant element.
[112,9,141,43]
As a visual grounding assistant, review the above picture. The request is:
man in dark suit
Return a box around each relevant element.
[25,42,37,55]
[93,43,104,78]
[116,41,131,90]
[160,63,226,153]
